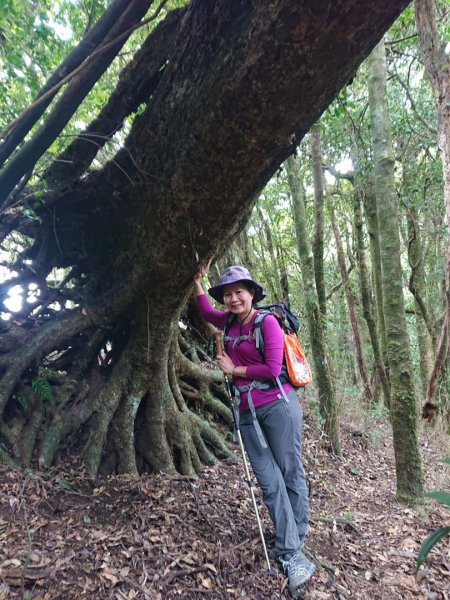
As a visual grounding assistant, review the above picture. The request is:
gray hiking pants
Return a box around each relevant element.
[239,388,309,558]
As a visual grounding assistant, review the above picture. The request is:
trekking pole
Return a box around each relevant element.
[214,331,275,575]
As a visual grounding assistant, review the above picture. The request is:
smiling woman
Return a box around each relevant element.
[193,264,315,596]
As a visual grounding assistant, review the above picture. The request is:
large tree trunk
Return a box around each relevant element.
[367,40,424,503]
[0,0,410,473]
[286,154,341,455]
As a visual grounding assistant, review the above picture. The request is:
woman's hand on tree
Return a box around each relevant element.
[193,259,211,294]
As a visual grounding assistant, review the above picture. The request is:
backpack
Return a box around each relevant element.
[224,302,312,388]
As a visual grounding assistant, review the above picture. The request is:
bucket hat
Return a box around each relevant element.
[208,265,266,304]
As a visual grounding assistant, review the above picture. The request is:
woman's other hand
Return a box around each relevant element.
[216,351,235,376]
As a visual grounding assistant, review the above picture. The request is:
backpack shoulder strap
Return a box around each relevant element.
[223,313,253,346]
[253,311,270,355]
[224,313,236,337]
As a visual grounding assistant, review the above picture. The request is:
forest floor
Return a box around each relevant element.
[0,400,449,600]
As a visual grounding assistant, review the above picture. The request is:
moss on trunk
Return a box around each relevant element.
[368,41,424,503]
[286,154,341,455]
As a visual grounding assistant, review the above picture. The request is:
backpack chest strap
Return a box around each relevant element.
[224,334,253,348]
[224,312,266,352]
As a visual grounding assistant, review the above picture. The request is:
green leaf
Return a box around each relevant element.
[416,526,450,571]
[440,458,450,465]
[425,491,450,509]
[58,479,72,490]
[31,376,53,403]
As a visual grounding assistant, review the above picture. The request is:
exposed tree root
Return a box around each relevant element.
[0,308,234,477]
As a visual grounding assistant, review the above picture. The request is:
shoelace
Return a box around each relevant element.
[289,560,310,577]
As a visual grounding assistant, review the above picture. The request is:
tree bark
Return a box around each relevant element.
[330,203,372,402]
[286,154,341,455]
[405,202,435,397]
[311,124,327,318]
[415,0,450,420]
[368,40,424,503]
[353,189,391,406]
[256,206,280,301]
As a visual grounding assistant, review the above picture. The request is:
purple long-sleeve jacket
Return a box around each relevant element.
[197,294,292,411]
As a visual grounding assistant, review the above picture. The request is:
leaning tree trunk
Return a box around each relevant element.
[0,0,410,473]
[368,40,424,503]
[286,154,341,455]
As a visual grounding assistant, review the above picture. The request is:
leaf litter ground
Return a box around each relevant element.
[0,408,449,599]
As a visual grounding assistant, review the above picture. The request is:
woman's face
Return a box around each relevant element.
[223,282,255,318]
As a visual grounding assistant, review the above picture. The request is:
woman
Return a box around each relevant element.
[194,264,315,597]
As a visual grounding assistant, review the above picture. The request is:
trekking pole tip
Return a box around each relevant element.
[266,567,277,577]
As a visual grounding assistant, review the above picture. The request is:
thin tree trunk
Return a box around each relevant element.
[330,204,372,402]
[349,133,390,383]
[286,154,341,455]
[277,244,290,303]
[362,187,389,378]
[415,0,450,421]
[238,227,255,273]
[406,205,435,397]
[311,124,327,317]
[353,189,391,406]
[257,206,281,301]
[368,40,424,502]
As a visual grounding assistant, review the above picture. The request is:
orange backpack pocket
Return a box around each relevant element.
[284,332,312,387]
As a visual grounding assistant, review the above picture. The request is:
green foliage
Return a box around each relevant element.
[31,367,54,403]
[416,459,450,571]
[425,491,450,506]
[58,478,73,490]
[417,526,450,571]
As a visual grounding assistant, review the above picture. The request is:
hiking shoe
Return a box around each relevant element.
[268,536,305,561]
[280,551,316,598]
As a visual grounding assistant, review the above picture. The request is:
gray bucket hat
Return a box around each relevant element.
[208,265,266,305]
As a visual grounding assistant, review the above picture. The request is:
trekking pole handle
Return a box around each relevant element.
[214,331,224,356]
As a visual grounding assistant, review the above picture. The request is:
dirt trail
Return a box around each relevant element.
[1,408,449,599]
